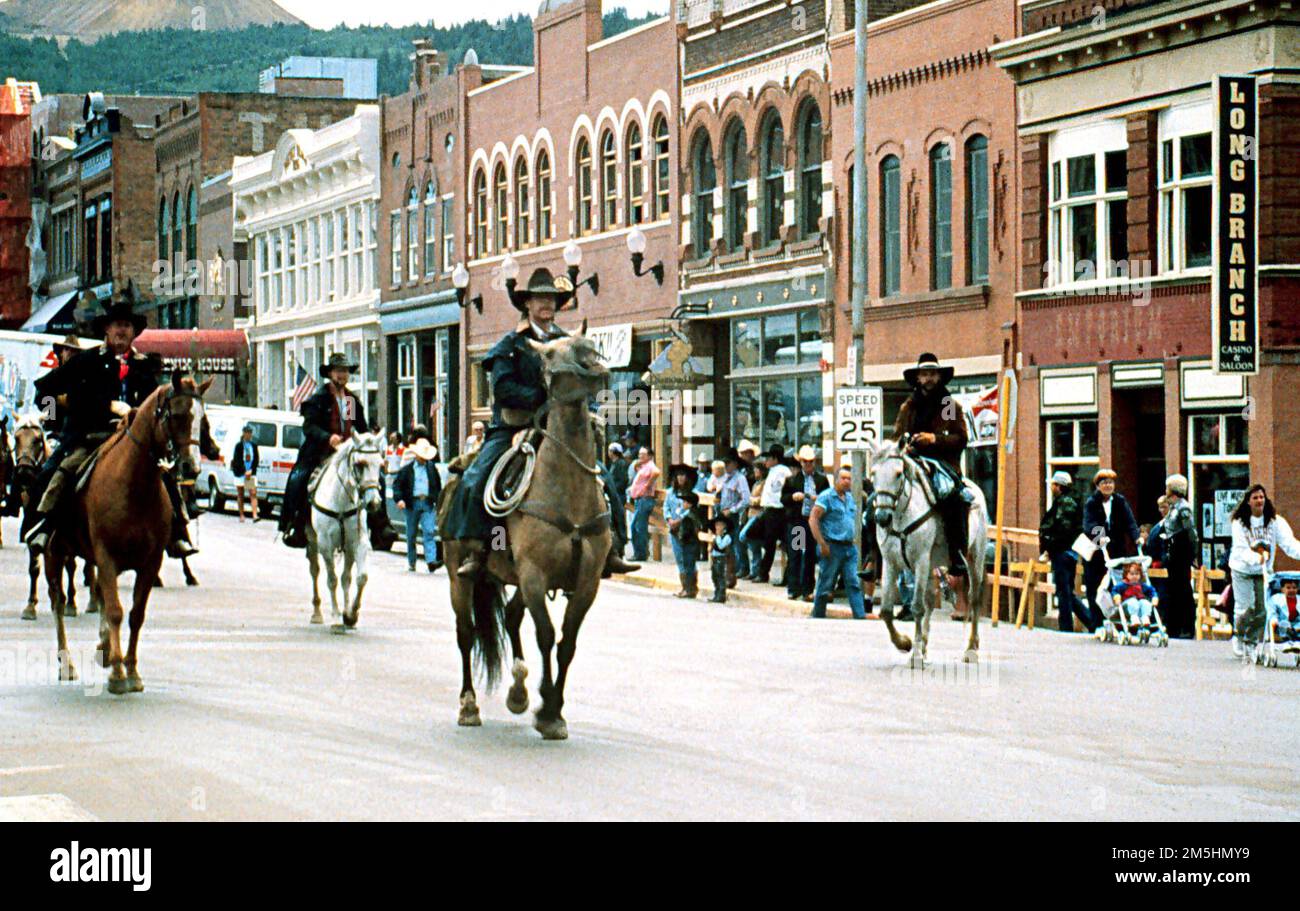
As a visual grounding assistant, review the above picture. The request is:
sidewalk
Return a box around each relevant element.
[614,556,864,619]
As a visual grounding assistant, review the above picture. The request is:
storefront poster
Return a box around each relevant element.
[952,386,1000,447]
[1214,488,1244,539]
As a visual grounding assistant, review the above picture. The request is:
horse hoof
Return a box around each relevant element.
[908,653,926,670]
[64,603,77,618]
[506,686,529,715]
[343,611,358,629]
[20,605,36,621]
[329,623,348,635]
[534,716,568,741]
[962,649,979,664]
[458,693,481,726]
[59,664,77,683]
[106,675,129,695]
[86,603,99,615]
[186,578,199,587]
[310,613,323,625]
[894,636,913,653]
[125,672,144,693]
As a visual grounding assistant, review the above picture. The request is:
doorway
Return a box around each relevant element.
[1112,386,1165,525]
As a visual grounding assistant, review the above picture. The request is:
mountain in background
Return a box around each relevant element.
[0,0,302,42]
[0,10,655,98]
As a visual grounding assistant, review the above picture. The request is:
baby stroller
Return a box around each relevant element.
[1094,554,1170,647]
[1259,570,1300,669]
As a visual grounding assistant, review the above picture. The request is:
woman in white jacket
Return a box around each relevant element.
[1228,484,1300,654]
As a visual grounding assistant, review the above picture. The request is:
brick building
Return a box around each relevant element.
[458,0,679,461]
[994,0,1300,566]
[376,40,463,453]
[674,0,835,465]
[829,0,1021,511]
[0,78,39,326]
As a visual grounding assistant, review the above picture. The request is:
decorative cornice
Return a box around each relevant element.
[831,49,992,104]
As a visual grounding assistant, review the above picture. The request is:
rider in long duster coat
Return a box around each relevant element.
[445,267,637,579]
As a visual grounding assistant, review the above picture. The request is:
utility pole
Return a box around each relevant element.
[850,0,868,555]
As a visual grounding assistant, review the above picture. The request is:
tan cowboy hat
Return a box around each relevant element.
[53,333,83,355]
[796,444,818,462]
[409,438,438,461]
[737,439,759,456]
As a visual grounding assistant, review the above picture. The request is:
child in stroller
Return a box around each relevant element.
[1094,555,1169,646]
[1260,572,1300,668]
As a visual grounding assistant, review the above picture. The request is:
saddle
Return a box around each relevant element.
[912,454,973,504]
[71,432,116,495]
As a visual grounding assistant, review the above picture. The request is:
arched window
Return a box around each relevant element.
[600,130,618,229]
[158,196,168,261]
[723,121,748,251]
[880,155,901,297]
[536,149,553,242]
[493,162,508,252]
[626,122,645,225]
[514,157,530,249]
[965,134,989,284]
[473,169,488,256]
[424,180,438,276]
[797,101,823,238]
[759,111,785,245]
[186,185,197,264]
[407,185,419,281]
[652,115,670,220]
[930,142,953,289]
[171,191,182,258]
[691,131,716,257]
[575,136,593,235]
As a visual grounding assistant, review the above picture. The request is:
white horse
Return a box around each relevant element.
[867,438,989,667]
[306,429,385,630]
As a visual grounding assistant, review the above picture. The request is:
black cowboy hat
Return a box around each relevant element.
[724,447,744,465]
[903,352,954,387]
[668,463,699,489]
[712,512,734,533]
[319,351,359,378]
[91,283,148,337]
[511,267,575,313]
[763,443,786,462]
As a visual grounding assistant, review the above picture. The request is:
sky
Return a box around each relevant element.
[276,0,670,29]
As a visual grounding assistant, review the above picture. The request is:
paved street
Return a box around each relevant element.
[0,510,1296,821]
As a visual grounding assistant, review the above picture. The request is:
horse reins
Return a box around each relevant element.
[873,450,939,572]
[312,442,382,535]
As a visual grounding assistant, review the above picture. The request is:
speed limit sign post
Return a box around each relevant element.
[835,386,884,450]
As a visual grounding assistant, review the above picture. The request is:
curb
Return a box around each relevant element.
[612,570,861,620]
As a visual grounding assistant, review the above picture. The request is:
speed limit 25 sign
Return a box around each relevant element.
[834,386,884,450]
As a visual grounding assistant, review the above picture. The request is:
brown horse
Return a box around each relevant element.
[46,375,212,692]
[443,331,611,740]
[12,417,96,620]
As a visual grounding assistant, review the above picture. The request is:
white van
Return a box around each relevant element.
[199,405,305,515]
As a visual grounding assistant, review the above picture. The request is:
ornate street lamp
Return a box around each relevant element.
[561,241,599,309]
[452,262,482,313]
[626,226,664,285]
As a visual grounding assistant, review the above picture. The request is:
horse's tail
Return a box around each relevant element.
[470,577,506,691]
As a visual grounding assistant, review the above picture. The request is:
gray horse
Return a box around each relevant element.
[305,430,385,631]
[868,438,988,667]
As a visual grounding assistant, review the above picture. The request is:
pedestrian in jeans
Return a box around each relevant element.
[780,445,828,601]
[665,465,700,597]
[1039,470,1089,632]
[230,424,260,523]
[737,463,766,580]
[716,449,751,586]
[393,438,443,572]
[808,466,867,619]
[709,514,734,603]
[754,445,792,584]
[627,446,660,563]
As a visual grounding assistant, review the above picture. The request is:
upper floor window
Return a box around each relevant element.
[880,155,901,297]
[158,197,168,261]
[797,101,823,238]
[724,122,748,252]
[691,131,716,257]
[652,115,670,220]
[407,186,419,281]
[536,149,553,242]
[930,143,953,289]
[424,181,438,277]
[1047,121,1128,285]
[600,130,618,229]
[514,157,530,249]
[1158,106,1212,274]
[965,135,989,285]
[441,197,455,270]
[186,185,197,264]
[576,137,593,235]
[493,163,508,252]
[473,169,488,256]
[626,122,646,225]
[759,111,784,246]
[171,191,182,258]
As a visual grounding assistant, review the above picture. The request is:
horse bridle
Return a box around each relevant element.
[124,387,204,462]
[871,450,939,571]
[313,440,383,527]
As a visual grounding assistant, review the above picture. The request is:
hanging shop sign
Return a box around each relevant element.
[1212,74,1259,376]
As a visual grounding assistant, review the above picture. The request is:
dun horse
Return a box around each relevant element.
[12,417,97,620]
[305,430,385,630]
[443,331,611,740]
[868,437,988,667]
[46,375,212,692]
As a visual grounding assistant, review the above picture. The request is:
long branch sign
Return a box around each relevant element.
[1212,74,1259,376]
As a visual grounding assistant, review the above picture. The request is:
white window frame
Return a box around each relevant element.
[441,195,454,272]
[424,183,438,276]
[390,209,402,286]
[353,203,365,294]
[1046,121,1128,287]
[1044,416,1100,504]
[1158,101,1213,277]
[406,194,419,282]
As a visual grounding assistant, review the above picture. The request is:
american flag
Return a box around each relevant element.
[290,364,316,411]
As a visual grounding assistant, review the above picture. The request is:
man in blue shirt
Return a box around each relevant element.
[716,449,752,585]
[808,466,867,619]
[393,438,443,572]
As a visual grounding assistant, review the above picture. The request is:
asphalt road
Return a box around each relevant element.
[0,510,1295,821]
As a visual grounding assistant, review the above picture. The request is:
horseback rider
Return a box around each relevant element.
[279,352,370,548]
[446,266,639,579]
[893,352,974,579]
[25,291,198,559]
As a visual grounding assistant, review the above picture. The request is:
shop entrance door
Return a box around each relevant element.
[1114,386,1165,525]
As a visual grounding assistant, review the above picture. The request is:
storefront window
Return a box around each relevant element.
[1046,417,1099,504]
[762,312,797,367]
[731,309,819,372]
[1188,412,1250,567]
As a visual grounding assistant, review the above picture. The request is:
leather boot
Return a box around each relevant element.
[604,549,640,575]
[456,539,486,578]
[24,513,51,555]
[674,573,689,597]
[686,571,698,599]
[944,497,970,578]
[166,520,199,559]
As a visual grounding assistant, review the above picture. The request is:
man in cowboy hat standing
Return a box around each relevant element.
[26,289,197,558]
[447,267,639,579]
[893,352,975,595]
[781,444,829,601]
[278,351,371,548]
